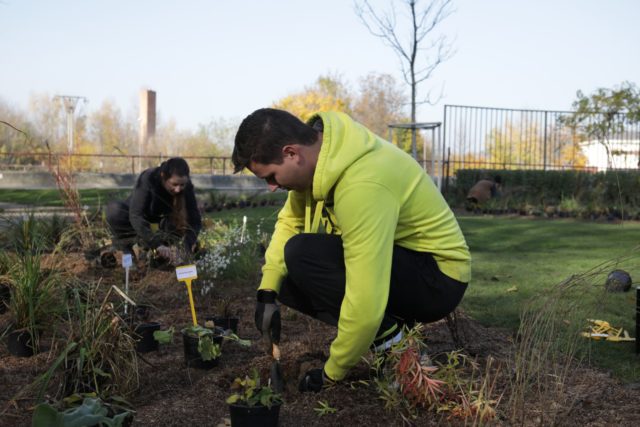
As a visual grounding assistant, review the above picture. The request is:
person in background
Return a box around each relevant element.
[466,175,502,210]
[232,108,470,392]
[106,157,202,264]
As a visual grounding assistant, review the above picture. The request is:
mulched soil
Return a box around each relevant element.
[1,252,640,426]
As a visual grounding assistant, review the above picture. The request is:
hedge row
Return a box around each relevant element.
[450,169,640,216]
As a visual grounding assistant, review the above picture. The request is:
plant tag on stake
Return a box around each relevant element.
[122,253,133,314]
[240,215,247,244]
[176,265,199,326]
[176,264,198,281]
[122,253,133,268]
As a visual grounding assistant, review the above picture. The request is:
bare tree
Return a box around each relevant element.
[355,0,454,159]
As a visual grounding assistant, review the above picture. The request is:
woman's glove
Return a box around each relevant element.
[156,245,172,260]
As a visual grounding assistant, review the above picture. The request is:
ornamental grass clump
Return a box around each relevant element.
[370,324,502,425]
[33,283,139,402]
[7,246,64,351]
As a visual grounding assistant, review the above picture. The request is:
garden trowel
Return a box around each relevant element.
[270,343,284,393]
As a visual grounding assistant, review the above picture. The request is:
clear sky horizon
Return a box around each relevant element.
[1,0,638,131]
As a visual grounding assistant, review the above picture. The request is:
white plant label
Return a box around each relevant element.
[176,264,198,281]
[122,253,133,268]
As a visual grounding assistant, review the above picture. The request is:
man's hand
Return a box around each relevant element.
[255,290,280,352]
[299,368,335,393]
[156,245,172,260]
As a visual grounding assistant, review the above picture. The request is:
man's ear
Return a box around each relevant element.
[282,145,299,160]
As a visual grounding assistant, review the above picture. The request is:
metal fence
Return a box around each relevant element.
[0,152,234,175]
[3,105,640,178]
[442,104,640,173]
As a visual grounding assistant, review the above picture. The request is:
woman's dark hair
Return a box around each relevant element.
[232,108,318,172]
[159,157,190,180]
[158,157,190,234]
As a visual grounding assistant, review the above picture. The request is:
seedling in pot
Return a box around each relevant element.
[181,324,224,370]
[182,325,222,360]
[209,296,240,334]
[227,368,282,407]
[227,368,283,426]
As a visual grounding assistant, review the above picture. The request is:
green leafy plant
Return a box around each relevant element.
[314,400,337,416]
[153,326,175,344]
[32,397,132,427]
[182,325,222,361]
[226,369,282,408]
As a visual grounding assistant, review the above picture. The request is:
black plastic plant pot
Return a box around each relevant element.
[229,402,281,427]
[134,322,161,353]
[7,330,36,357]
[121,304,152,326]
[134,304,152,322]
[0,284,10,314]
[182,328,224,370]
[206,315,239,334]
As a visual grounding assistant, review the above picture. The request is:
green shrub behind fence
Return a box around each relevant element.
[452,169,640,214]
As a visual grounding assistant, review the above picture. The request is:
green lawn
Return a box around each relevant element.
[458,215,639,381]
[0,189,130,207]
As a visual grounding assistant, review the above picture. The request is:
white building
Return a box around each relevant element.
[579,139,640,171]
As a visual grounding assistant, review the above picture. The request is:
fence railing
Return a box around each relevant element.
[0,152,234,175]
[442,104,640,173]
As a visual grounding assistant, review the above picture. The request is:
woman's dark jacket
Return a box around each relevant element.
[128,167,201,249]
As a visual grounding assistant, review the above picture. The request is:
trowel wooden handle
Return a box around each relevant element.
[272,343,281,361]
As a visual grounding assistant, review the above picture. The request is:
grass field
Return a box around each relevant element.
[0,189,130,207]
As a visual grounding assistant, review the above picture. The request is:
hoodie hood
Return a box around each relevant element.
[308,111,380,201]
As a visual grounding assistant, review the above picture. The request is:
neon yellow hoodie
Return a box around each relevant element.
[259,111,470,380]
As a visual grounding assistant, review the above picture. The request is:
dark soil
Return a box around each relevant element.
[1,253,640,426]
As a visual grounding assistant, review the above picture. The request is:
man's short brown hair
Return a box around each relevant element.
[232,108,318,173]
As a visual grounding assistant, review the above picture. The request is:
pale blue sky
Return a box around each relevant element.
[1,0,638,130]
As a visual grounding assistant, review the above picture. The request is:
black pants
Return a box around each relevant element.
[105,200,178,251]
[279,234,467,342]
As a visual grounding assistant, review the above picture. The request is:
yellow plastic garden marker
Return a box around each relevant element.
[176,264,199,326]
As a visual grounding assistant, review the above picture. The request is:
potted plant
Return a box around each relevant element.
[207,296,240,334]
[133,321,161,353]
[119,301,160,353]
[6,249,62,357]
[181,325,223,369]
[227,369,283,427]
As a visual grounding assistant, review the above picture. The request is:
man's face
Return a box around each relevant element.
[162,174,189,195]
[249,147,311,192]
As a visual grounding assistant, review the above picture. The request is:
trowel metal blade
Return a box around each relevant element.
[270,360,284,393]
